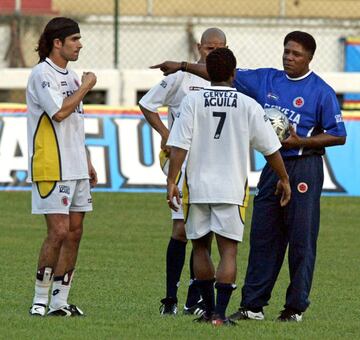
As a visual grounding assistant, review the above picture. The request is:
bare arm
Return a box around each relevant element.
[166,146,188,211]
[86,147,98,188]
[53,72,97,122]
[282,125,346,149]
[139,104,170,153]
[264,150,291,207]
[150,61,210,80]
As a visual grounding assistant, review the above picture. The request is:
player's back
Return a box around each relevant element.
[180,86,279,205]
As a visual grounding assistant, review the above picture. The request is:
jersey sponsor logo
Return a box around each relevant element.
[293,96,305,108]
[62,196,69,206]
[204,91,238,108]
[160,80,167,88]
[189,86,203,91]
[264,103,301,124]
[335,114,344,123]
[297,182,308,193]
[41,81,50,88]
[267,92,279,101]
[61,81,67,86]
[59,185,70,194]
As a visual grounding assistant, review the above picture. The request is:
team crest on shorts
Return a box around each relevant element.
[297,182,308,193]
[62,196,69,206]
[293,96,305,108]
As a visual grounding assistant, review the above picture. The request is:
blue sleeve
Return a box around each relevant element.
[233,69,262,98]
[319,90,347,137]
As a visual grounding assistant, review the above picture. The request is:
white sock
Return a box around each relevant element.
[32,267,53,306]
[49,269,74,309]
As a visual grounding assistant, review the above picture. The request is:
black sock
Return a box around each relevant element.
[215,282,236,320]
[185,250,201,307]
[195,279,215,317]
[166,237,186,299]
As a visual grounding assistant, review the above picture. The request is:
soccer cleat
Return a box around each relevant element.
[211,315,237,327]
[159,297,178,315]
[277,308,302,322]
[47,304,84,317]
[29,303,47,316]
[193,313,213,323]
[229,307,264,321]
[183,299,206,316]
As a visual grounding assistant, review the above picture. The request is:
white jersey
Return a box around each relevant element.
[167,86,281,205]
[139,70,209,128]
[26,58,89,182]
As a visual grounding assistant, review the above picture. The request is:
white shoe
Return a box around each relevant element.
[29,303,47,316]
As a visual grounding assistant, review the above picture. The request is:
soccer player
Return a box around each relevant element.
[166,47,291,325]
[27,17,97,317]
[139,28,227,316]
[152,31,347,321]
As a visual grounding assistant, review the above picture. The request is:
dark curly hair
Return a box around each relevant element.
[206,48,237,82]
[284,31,317,56]
[36,17,80,62]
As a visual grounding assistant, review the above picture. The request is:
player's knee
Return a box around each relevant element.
[172,224,187,242]
[69,224,83,243]
[172,219,187,241]
[48,225,69,244]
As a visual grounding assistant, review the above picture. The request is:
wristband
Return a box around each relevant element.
[180,61,188,72]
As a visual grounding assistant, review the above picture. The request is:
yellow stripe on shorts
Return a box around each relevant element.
[182,173,190,223]
[239,205,246,224]
[37,181,56,199]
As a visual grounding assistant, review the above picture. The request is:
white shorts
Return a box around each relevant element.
[185,204,245,242]
[32,179,93,215]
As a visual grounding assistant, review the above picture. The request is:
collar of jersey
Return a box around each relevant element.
[285,69,313,81]
[45,57,69,75]
[203,86,237,91]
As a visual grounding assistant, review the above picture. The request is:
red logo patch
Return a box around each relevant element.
[293,96,304,108]
[62,196,69,206]
[297,182,308,193]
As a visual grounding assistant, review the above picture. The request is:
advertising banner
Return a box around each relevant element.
[0,104,359,195]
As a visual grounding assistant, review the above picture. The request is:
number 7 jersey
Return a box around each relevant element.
[167,86,281,205]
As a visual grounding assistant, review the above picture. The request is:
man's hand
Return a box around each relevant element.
[161,130,170,155]
[150,61,181,76]
[88,161,98,188]
[282,125,302,149]
[81,72,97,91]
[275,177,291,207]
[167,182,181,211]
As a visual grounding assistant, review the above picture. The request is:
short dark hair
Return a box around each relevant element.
[206,48,236,82]
[284,31,316,56]
[36,17,80,62]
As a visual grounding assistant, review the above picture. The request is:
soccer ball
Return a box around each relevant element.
[264,107,290,142]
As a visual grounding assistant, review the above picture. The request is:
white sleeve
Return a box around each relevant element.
[166,95,194,150]
[32,71,63,118]
[249,103,281,156]
[139,73,179,112]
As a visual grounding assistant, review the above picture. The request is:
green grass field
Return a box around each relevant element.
[1,192,359,339]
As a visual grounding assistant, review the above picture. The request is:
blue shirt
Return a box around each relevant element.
[234,68,347,158]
